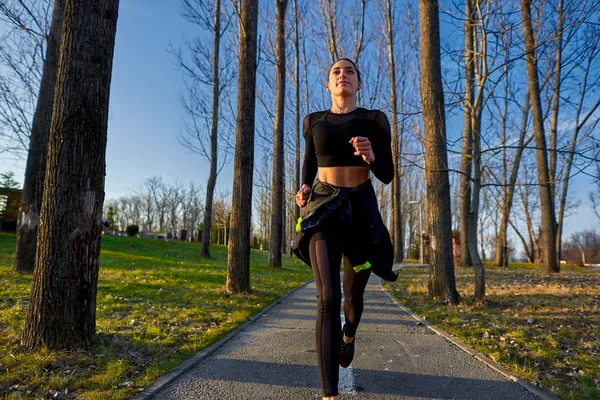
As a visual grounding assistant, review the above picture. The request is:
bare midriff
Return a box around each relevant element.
[318,166,370,188]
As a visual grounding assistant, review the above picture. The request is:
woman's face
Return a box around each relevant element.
[326,60,361,97]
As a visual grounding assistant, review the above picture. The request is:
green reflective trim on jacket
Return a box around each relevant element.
[295,217,303,233]
[353,261,371,273]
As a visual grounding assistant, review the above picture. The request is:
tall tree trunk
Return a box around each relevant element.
[494,40,510,268]
[520,0,559,273]
[418,0,459,304]
[548,0,563,202]
[13,0,66,274]
[269,0,288,269]
[293,0,301,234]
[459,0,474,268]
[201,0,222,258]
[494,92,530,267]
[520,184,541,263]
[21,0,119,349]
[549,0,563,260]
[468,0,486,299]
[468,106,485,299]
[227,0,259,293]
[384,0,403,263]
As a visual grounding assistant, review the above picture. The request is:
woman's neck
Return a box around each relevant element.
[330,96,357,114]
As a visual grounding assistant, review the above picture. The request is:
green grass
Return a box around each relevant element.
[386,264,600,400]
[0,232,313,399]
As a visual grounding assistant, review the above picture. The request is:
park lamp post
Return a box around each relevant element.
[409,200,424,265]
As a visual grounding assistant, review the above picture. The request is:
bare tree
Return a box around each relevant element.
[548,0,565,193]
[515,161,542,263]
[174,0,235,256]
[166,182,184,238]
[418,0,459,304]
[135,176,161,234]
[0,0,52,158]
[492,91,532,267]
[487,5,533,267]
[117,197,131,230]
[128,195,143,228]
[381,0,404,262]
[316,0,342,62]
[292,0,302,238]
[563,230,600,264]
[154,179,169,233]
[458,0,475,268]
[465,0,505,299]
[313,0,367,64]
[550,3,600,261]
[21,0,119,349]
[520,0,559,273]
[227,0,259,293]
[11,0,65,274]
[255,152,272,250]
[181,181,203,239]
[213,189,232,245]
[269,0,288,268]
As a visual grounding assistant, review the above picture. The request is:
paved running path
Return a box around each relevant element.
[147,271,541,399]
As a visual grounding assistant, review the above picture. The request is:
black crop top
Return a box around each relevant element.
[301,108,394,186]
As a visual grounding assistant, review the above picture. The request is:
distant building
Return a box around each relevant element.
[0,187,22,231]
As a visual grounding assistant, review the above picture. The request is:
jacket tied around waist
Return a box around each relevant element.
[292,179,398,282]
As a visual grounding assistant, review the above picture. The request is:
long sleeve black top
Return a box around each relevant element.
[301,108,394,187]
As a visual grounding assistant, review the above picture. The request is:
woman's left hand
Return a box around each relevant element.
[349,136,375,163]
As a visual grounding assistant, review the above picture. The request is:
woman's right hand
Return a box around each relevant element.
[295,184,311,208]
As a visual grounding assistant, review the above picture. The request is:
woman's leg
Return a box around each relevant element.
[309,229,343,398]
[342,256,372,338]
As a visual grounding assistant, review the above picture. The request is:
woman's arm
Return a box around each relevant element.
[301,114,318,187]
[366,111,394,184]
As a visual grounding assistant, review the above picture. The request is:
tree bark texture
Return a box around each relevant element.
[201,0,222,258]
[520,0,559,273]
[418,0,459,304]
[21,0,119,349]
[293,0,301,231]
[227,0,259,293]
[467,97,485,300]
[459,0,474,268]
[549,0,563,261]
[467,0,485,299]
[14,0,66,274]
[269,0,288,268]
[384,0,403,263]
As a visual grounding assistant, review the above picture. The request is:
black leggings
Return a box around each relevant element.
[309,227,372,397]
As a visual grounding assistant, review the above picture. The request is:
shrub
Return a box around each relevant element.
[126,225,139,237]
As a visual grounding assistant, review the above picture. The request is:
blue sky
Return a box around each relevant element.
[0,0,597,248]
[0,0,234,207]
[104,0,233,197]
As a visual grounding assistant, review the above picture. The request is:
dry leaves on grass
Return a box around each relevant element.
[387,266,600,399]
